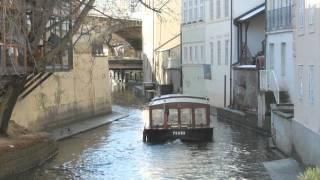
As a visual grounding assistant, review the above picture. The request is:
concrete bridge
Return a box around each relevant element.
[108,56,142,70]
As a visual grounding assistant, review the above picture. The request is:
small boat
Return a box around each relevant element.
[143,94,213,143]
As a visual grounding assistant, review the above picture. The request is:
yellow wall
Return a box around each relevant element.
[12,43,112,131]
[142,0,181,84]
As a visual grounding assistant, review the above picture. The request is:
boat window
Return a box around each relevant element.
[168,109,178,127]
[180,108,192,126]
[195,108,206,126]
[152,109,164,127]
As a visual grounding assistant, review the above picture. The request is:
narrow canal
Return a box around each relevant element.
[22,84,279,180]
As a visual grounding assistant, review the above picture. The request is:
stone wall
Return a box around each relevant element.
[0,134,57,178]
[217,108,270,135]
[11,53,112,131]
[232,67,259,111]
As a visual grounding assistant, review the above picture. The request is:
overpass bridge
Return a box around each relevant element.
[108,56,143,70]
[107,56,143,83]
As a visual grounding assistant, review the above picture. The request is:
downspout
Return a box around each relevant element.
[180,26,183,92]
[152,0,155,82]
[229,0,233,107]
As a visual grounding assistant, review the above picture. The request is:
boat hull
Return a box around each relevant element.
[143,127,213,143]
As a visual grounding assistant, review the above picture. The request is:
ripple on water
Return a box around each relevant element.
[18,86,279,180]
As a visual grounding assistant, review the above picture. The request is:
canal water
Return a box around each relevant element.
[22,84,279,180]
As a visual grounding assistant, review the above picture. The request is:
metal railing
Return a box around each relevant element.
[260,70,280,104]
[267,6,293,32]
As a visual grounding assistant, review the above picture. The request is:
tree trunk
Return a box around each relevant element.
[0,77,26,136]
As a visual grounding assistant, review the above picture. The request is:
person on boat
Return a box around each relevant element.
[163,108,169,128]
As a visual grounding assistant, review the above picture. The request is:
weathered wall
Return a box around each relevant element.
[11,42,112,131]
[232,67,258,111]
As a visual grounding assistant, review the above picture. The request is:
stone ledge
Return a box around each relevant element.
[0,133,58,179]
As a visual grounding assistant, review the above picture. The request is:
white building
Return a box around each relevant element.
[290,0,320,165]
[182,0,264,109]
[181,0,207,97]
[260,0,294,104]
[258,0,295,157]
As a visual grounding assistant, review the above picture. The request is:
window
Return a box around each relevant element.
[308,65,314,104]
[195,46,199,63]
[308,2,316,32]
[298,65,304,99]
[189,46,193,63]
[308,2,315,25]
[217,40,221,65]
[199,0,204,20]
[200,45,205,63]
[181,109,192,125]
[269,43,275,69]
[189,0,193,22]
[183,0,188,23]
[183,46,188,64]
[210,42,214,65]
[216,0,221,19]
[225,39,229,65]
[299,0,305,30]
[203,64,212,80]
[224,0,229,17]
[209,0,214,20]
[281,43,286,76]
[194,0,198,22]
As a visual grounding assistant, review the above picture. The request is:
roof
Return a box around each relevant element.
[149,94,209,107]
[234,3,265,23]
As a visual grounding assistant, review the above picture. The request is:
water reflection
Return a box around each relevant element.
[19,84,279,180]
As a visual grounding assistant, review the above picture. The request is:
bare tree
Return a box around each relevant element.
[0,0,169,136]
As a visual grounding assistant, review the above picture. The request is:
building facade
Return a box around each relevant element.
[182,0,264,109]
[182,0,232,108]
[291,0,320,165]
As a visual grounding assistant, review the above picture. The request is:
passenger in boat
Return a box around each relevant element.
[163,108,169,128]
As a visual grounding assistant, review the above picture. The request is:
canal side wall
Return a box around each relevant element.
[0,133,58,179]
[11,52,112,131]
[272,112,320,165]
[217,108,270,135]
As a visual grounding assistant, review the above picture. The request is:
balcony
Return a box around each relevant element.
[267,6,293,32]
[0,43,32,76]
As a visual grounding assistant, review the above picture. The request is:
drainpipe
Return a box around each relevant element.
[229,0,233,107]
[180,25,183,93]
[152,0,155,83]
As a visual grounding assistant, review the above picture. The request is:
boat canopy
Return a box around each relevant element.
[149,94,209,107]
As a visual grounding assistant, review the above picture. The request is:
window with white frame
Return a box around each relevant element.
[281,43,286,76]
[299,0,305,30]
[308,65,315,104]
[298,65,304,99]
[183,0,188,23]
[224,0,229,17]
[189,46,193,63]
[216,0,221,19]
[269,43,275,69]
[189,0,193,22]
[209,0,214,20]
[210,42,214,65]
[225,39,229,65]
[183,46,188,64]
[194,0,198,22]
[195,46,199,63]
[217,40,221,65]
[308,1,316,33]
[200,45,205,63]
[199,0,204,20]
